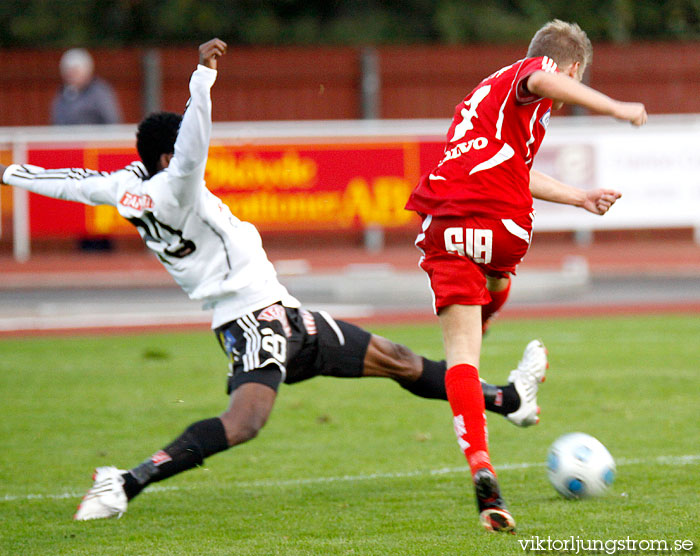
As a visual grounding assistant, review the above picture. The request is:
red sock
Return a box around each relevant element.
[445,363,495,476]
[482,278,511,332]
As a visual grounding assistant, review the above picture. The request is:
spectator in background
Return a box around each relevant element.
[51,48,123,125]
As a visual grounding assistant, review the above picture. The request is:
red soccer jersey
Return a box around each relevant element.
[406,56,557,218]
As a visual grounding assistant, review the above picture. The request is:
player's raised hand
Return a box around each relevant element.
[582,188,622,215]
[199,38,227,70]
[614,101,647,127]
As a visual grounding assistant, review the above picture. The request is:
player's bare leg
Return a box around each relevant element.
[219,382,277,446]
[439,304,482,368]
[439,303,515,533]
[361,335,423,381]
[482,275,511,334]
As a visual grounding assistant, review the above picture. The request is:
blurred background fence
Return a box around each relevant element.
[1,42,700,126]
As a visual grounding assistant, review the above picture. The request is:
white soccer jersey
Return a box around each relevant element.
[3,65,299,328]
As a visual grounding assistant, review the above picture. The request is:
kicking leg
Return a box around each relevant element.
[482,275,511,334]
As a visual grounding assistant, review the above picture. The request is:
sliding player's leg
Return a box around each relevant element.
[73,380,277,521]
[74,306,289,521]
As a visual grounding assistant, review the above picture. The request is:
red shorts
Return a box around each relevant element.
[415,213,533,312]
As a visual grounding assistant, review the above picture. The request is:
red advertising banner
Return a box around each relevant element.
[26,138,445,238]
[0,149,13,235]
[27,147,136,237]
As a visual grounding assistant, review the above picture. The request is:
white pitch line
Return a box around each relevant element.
[2,454,698,504]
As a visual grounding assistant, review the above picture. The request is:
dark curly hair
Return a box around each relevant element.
[136,112,183,177]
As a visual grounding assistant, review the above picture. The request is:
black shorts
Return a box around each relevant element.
[214,304,371,394]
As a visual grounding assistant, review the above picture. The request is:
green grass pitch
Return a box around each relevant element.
[1,314,698,555]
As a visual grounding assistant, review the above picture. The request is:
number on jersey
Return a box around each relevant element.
[444,227,493,264]
[128,213,196,262]
[450,85,491,143]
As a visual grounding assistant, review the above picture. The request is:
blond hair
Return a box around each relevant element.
[527,20,592,69]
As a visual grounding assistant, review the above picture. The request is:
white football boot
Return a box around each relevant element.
[506,340,548,427]
[74,466,128,521]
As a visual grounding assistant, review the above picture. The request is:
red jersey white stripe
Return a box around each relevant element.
[405,56,557,219]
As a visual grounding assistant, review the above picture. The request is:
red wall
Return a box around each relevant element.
[0,42,698,126]
[589,42,700,115]
[0,48,142,126]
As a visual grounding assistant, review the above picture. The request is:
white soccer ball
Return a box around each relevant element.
[546,432,616,499]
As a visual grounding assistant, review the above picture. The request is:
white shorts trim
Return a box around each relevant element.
[501,218,531,244]
[319,310,345,346]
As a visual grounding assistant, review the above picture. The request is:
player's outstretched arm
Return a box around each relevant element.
[527,71,647,126]
[1,162,121,206]
[530,169,621,215]
[165,38,228,205]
